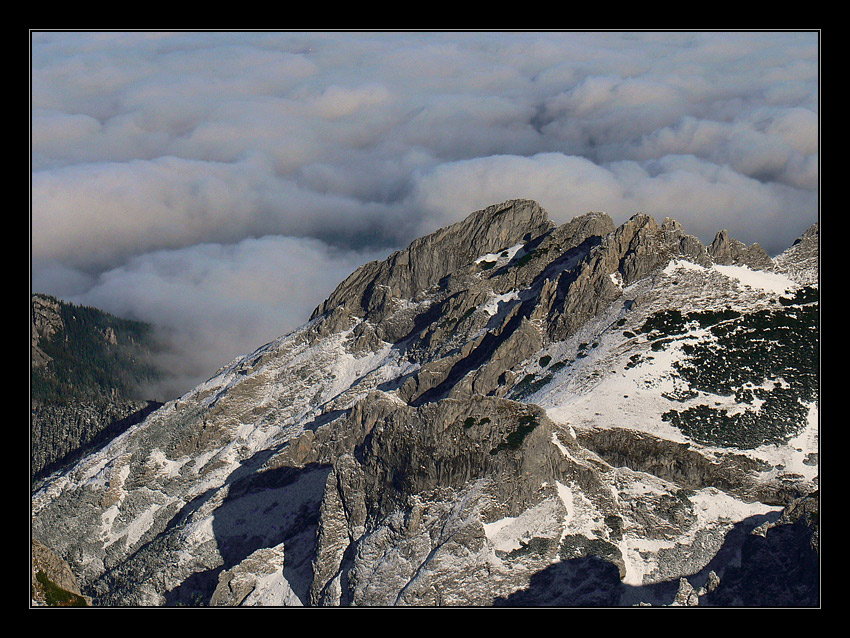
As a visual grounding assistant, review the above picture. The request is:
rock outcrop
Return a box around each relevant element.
[31,295,62,369]
[31,538,91,606]
[210,543,301,606]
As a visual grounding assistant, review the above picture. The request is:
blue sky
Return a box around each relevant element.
[30,31,819,397]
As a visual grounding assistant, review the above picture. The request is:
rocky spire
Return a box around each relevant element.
[707,229,772,269]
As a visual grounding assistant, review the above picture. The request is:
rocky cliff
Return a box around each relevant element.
[30,200,818,607]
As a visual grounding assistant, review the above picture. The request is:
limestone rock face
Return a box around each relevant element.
[30,200,818,607]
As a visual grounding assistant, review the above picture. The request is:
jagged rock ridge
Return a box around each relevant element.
[31,200,818,607]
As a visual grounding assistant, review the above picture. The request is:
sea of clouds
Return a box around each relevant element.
[30,31,819,398]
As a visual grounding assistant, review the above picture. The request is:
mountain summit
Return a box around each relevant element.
[31,200,819,607]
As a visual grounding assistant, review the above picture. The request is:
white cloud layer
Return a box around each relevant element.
[30,30,819,396]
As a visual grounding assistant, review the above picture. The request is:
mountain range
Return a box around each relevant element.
[30,199,819,607]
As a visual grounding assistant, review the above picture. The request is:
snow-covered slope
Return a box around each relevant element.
[31,200,819,607]
[524,258,817,477]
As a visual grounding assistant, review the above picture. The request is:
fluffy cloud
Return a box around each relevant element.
[32,152,415,271]
[31,31,819,395]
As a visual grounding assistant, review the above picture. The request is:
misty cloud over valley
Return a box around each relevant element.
[30,31,819,398]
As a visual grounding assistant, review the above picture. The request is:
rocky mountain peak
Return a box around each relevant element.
[310,199,553,324]
[303,203,786,403]
[31,200,818,607]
